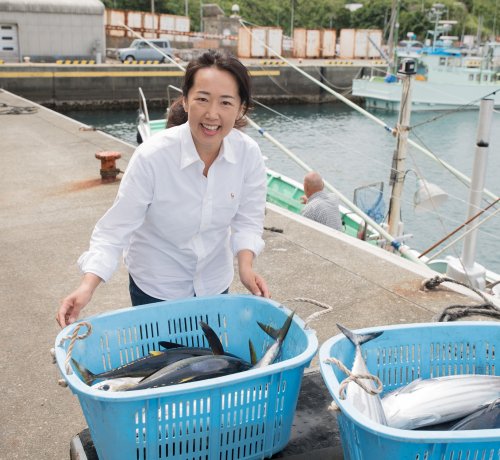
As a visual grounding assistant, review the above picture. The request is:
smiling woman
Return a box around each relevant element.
[56,49,270,328]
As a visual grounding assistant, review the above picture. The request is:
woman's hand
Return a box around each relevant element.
[237,250,270,298]
[56,273,102,328]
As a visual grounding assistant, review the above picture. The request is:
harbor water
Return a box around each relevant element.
[62,103,500,275]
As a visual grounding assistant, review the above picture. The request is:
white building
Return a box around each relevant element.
[0,0,105,62]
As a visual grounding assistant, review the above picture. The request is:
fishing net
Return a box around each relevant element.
[353,182,386,224]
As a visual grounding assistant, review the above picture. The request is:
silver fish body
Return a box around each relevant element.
[122,355,252,391]
[92,377,143,391]
[382,375,500,430]
[336,324,387,425]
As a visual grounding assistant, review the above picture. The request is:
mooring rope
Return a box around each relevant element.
[422,275,500,321]
[0,102,38,115]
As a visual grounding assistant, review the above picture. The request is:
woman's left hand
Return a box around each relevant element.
[239,268,270,298]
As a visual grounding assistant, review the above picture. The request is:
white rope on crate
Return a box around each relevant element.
[282,297,334,329]
[57,321,93,377]
[323,356,383,400]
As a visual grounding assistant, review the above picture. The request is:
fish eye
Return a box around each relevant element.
[101,384,110,391]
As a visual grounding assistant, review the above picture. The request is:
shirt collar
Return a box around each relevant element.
[179,123,237,169]
[179,123,200,169]
[309,190,326,201]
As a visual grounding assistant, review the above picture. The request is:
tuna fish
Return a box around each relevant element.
[382,375,500,430]
[253,310,295,368]
[72,320,231,386]
[336,323,387,425]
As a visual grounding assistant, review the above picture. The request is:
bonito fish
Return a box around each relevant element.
[336,323,387,425]
[93,355,252,391]
[253,310,294,369]
[382,375,500,430]
[72,321,233,386]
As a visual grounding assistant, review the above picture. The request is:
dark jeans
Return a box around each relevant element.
[129,275,229,307]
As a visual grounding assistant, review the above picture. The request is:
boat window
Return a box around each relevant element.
[476,74,481,82]
[484,75,488,81]
[439,57,446,66]
[469,74,474,81]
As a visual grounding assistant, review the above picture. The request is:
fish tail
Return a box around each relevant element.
[337,323,383,347]
[258,310,295,342]
[71,358,96,386]
[248,339,257,365]
[199,321,224,355]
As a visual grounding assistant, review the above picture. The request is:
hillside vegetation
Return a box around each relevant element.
[102,0,498,43]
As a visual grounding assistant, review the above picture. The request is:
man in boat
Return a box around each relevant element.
[300,172,342,231]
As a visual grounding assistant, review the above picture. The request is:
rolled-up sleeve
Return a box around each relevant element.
[78,152,154,282]
[230,144,267,257]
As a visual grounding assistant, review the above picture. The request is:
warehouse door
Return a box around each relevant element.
[0,24,19,62]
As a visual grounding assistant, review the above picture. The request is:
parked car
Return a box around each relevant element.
[117,39,174,63]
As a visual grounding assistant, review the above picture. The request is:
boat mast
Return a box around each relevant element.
[387,59,416,240]
[386,0,399,70]
[446,97,494,290]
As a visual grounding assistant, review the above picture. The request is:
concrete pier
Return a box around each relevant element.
[0,88,475,459]
[0,60,378,108]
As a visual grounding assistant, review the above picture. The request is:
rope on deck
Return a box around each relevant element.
[422,275,500,322]
[0,102,38,115]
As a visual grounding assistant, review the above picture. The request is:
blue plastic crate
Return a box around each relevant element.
[319,321,500,460]
[55,295,318,460]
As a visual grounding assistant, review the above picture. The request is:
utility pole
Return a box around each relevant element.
[151,0,155,15]
[290,0,295,37]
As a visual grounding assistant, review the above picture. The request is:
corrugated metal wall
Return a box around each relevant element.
[0,1,105,62]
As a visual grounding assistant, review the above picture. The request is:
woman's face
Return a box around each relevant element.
[183,67,242,157]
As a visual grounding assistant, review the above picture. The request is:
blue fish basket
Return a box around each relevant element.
[319,321,500,460]
[55,295,318,460]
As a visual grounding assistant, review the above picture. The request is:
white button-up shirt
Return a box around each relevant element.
[78,122,267,299]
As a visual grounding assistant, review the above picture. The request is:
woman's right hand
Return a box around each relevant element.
[56,273,102,328]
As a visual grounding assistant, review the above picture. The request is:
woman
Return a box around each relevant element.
[57,50,269,328]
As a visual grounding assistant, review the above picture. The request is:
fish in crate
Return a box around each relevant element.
[319,321,500,460]
[55,295,318,460]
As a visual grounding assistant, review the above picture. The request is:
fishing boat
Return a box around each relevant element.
[352,42,500,111]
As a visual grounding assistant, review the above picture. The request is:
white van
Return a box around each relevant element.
[118,39,173,63]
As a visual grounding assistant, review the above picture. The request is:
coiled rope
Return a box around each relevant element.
[422,275,500,322]
[0,103,38,115]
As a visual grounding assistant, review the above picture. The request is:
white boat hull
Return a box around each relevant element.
[353,78,500,111]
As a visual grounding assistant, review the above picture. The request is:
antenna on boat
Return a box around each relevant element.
[445,97,494,290]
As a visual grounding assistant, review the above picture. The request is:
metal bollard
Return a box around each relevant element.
[95,151,121,183]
